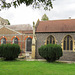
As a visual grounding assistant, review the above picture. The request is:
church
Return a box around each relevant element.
[0,17,75,61]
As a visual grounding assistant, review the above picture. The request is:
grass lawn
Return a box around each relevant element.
[0,60,75,75]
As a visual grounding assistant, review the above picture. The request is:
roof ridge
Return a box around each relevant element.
[6,24,33,31]
[36,19,75,32]
[40,19,75,22]
[8,24,31,26]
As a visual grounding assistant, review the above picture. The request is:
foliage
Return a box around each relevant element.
[6,19,10,25]
[0,17,10,25]
[0,44,21,60]
[0,44,4,57]
[38,44,63,62]
[41,14,49,21]
[0,0,53,11]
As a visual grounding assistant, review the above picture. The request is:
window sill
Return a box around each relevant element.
[63,50,75,52]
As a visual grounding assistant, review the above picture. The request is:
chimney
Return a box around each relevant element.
[69,17,71,19]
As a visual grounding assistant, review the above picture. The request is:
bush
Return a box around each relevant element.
[0,44,21,60]
[38,44,63,62]
[0,44,4,57]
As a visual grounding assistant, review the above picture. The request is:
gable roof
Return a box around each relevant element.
[5,26,22,35]
[0,24,33,34]
[6,24,32,31]
[36,19,75,32]
[0,25,22,35]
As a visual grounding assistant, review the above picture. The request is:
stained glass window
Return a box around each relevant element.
[63,35,73,50]
[47,35,55,44]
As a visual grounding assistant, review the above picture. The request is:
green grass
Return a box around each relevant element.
[0,60,75,75]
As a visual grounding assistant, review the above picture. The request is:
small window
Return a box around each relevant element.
[13,38,18,44]
[1,38,6,44]
[26,37,32,51]
[47,35,55,44]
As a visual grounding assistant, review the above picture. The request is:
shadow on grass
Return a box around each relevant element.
[0,58,23,62]
[0,58,72,64]
[43,60,68,64]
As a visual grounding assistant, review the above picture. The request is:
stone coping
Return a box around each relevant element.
[56,60,75,64]
[26,59,46,61]
[12,58,75,63]
[26,59,75,63]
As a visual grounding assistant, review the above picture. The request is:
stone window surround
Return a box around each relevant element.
[45,35,74,51]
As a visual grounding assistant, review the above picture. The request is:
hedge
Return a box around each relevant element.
[0,44,21,60]
[38,44,63,62]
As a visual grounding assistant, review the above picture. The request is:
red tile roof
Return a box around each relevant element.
[36,19,75,32]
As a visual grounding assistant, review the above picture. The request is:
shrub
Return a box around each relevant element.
[0,44,4,57]
[0,44,21,60]
[38,44,63,62]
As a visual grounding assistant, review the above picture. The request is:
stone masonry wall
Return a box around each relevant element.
[36,32,75,61]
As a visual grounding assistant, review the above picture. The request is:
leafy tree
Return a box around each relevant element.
[41,14,49,21]
[0,0,53,11]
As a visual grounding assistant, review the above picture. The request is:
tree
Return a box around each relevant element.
[0,0,53,11]
[41,14,49,21]
[6,19,10,25]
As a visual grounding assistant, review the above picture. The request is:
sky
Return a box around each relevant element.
[0,0,75,26]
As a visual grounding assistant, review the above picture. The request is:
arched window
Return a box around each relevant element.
[26,37,32,51]
[13,38,18,44]
[1,38,6,44]
[63,35,73,50]
[47,35,55,44]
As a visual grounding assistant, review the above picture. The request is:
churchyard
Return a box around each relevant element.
[0,59,75,75]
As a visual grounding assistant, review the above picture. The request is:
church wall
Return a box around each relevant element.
[0,33,33,56]
[36,32,75,61]
[0,26,33,57]
[0,35,22,52]
[21,33,33,55]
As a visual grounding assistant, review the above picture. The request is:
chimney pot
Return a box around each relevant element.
[69,17,71,19]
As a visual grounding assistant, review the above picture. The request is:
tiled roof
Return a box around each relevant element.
[6,24,32,31]
[0,24,33,34]
[36,19,75,32]
[18,30,33,34]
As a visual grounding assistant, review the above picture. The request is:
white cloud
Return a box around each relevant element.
[0,0,75,25]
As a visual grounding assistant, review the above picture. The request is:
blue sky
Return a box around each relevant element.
[0,0,75,26]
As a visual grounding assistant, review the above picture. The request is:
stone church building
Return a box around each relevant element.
[0,17,75,61]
